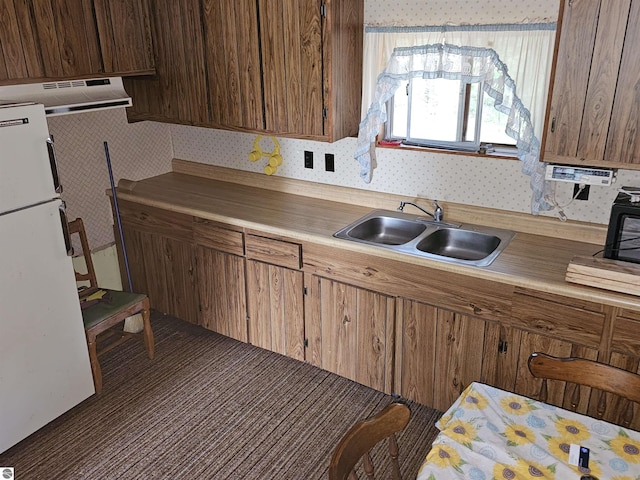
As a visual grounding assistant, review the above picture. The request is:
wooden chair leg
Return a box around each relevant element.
[141,300,154,360]
[86,332,102,395]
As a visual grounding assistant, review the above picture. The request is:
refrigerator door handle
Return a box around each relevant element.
[59,203,74,256]
[47,137,63,194]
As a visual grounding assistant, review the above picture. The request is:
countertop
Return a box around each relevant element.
[113,169,640,312]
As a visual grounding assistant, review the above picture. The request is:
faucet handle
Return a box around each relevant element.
[432,200,443,221]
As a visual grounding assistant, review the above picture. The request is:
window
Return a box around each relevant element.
[387,78,516,151]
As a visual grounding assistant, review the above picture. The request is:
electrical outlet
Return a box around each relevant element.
[325,153,335,172]
[574,184,590,200]
[304,151,313,169]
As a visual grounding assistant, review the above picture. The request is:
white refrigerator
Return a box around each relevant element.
[0,102,95,453]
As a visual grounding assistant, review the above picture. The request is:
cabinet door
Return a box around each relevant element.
[202,0,263,131]
[93,0,155,74]
[543,0,635,166]
[27,0,102,79]
[246,259,304,360]
[116,201,198,324]
[123,0,208,124]
[600,351,640,431]
[305,276,395,393]
[0,1,33,80]
[257,0,323,137]
[509,288,603,414]
[604,0,640,165]
[396,298,496,411]
[197,245,248,342]
[512,330,598,415]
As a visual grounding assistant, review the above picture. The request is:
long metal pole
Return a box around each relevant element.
[104,141,133,292]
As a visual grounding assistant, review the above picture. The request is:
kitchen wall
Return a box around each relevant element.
[169,0,640,227]
[48,108,172,249]
[52,0,640,256]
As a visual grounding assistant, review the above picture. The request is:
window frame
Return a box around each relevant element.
[386,76,518,154]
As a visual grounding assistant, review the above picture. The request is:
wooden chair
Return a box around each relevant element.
[528,352,640,428]
[329,402,411,480]
[68,218,154,394]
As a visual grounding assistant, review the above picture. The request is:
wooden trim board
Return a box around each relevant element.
[566,256,640,296]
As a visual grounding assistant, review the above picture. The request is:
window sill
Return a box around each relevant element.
[376,140,520,161]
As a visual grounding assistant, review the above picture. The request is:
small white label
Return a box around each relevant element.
[569,444,580,465]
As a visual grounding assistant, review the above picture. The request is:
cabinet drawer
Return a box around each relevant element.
[511,288,604,348]
[193,218,244,256]
[612,309,640,356]
[246,234,301,269]
[118,200,193,242]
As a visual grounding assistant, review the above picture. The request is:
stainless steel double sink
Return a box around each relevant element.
[333,209,515,267]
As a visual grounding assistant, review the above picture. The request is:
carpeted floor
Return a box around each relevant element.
[0,314,442,479]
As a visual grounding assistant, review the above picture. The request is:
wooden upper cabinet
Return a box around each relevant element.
[200,0,363,141]
[0,0,154,84]
[202,0,263,131]
[0,0,102,81]
[124,0,208,125]
[258,0,324,138]
[542,0,640,168]
[93,0,155,74]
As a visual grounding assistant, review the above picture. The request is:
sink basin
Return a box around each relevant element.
[333,209,515,267]
[345,216,426,245]
[416,228,501,261]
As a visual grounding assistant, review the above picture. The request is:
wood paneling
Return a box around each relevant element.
[510,288,605,348]
[118,200,193,242]
[117,200,198,323]
[605,0,640,164]
[193,218,244,256]
[480,323,521,391]
[309,276,395,393]
[432,310,487,411]
[257,0,323,136]
[323,0,364,140]
[0,0,30,80]
[395,299,437,406]
[303,242,513,322]
[202,0,262,130]
[543,0,640,168]
[197,245,247,342]
[93,0,155,74]
[612,309,640,356]
[124,0,208,124]
[246,260,304,360]
[245,234,301,270]
[598,352,640,430]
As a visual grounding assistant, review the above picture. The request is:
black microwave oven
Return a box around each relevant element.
[604,189,640,264]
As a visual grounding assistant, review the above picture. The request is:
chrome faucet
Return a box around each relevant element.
[398,200,444,222]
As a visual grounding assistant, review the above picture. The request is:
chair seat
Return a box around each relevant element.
[81,290,147,330]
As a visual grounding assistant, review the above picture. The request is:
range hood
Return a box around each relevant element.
[0,77,132,116]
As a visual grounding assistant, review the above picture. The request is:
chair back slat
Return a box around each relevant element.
[528,352,640,428]
[68,218,98,288]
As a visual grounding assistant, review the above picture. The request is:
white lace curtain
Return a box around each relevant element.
[357,24,556,214]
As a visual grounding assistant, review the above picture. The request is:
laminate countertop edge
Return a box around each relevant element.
[109,173,640,313]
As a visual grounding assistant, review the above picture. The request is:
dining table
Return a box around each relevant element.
[417,382,640,480]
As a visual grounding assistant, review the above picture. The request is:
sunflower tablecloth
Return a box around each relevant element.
[417,382,640,480]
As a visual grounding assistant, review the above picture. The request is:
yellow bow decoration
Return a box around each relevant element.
[248,135,283,175]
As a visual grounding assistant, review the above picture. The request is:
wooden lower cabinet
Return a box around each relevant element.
[246,260,305,360]
[395,298,501,411]
[512,329,598,415]
[118,204,198,325]
[305,275,395,393]
[509,288,604,413]
[196,245,247,342]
